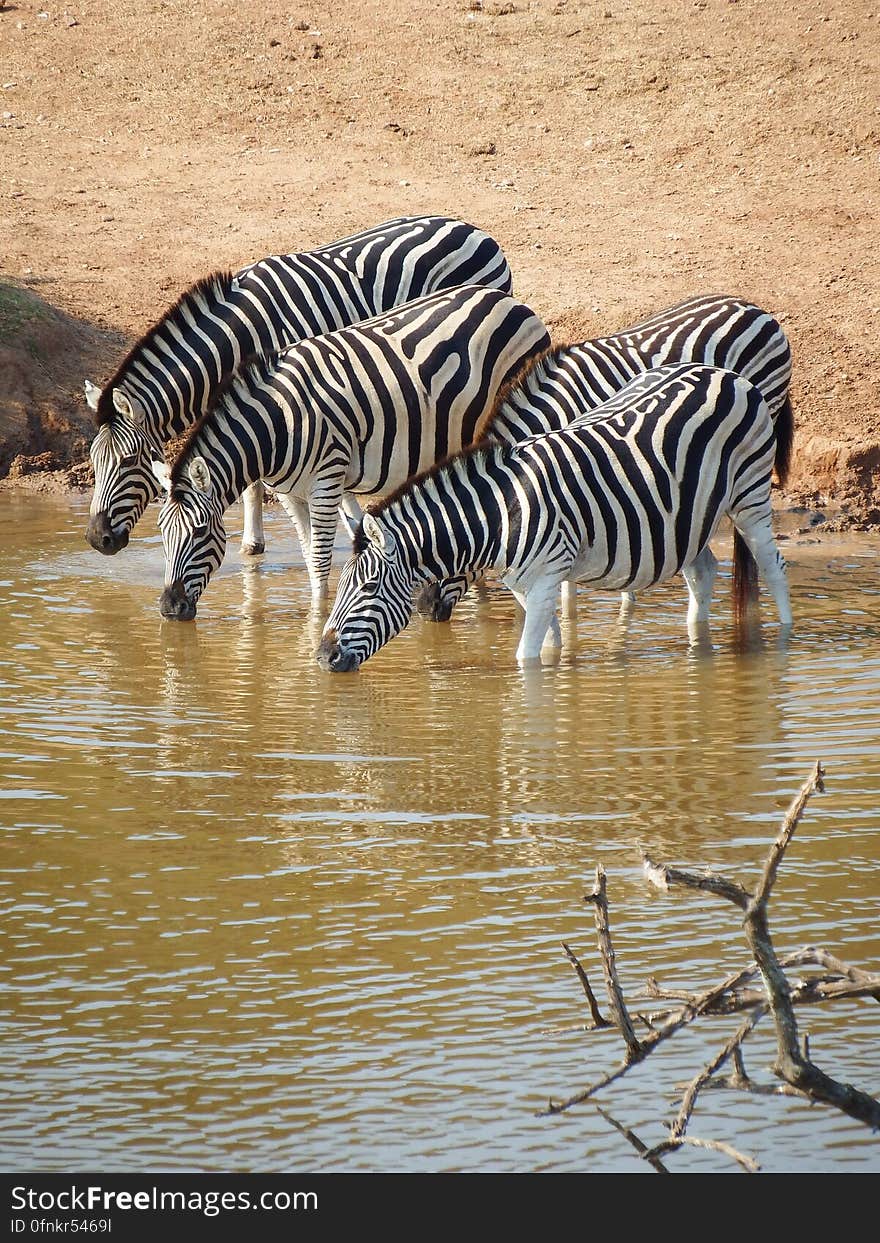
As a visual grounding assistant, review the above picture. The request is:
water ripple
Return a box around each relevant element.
[1,500,879,1172]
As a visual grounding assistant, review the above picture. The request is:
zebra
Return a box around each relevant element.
[83,214,515,558]
[149,283,551,620]
[315,362,793,671]
[414,292,794,623]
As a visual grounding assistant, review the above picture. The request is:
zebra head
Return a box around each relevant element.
[85,385,165,554]
[316,514,414,672]
[152,457,226,622]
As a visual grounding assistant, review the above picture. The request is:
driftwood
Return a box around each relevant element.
[543,761,880,1170]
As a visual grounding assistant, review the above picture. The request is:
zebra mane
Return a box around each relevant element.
[167,350,278,491]
[94,270,237,426]
[472,342,571,441]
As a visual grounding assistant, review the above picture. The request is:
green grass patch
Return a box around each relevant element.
[0,281,49,343]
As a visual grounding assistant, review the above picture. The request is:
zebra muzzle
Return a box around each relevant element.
[316,631,360,673]
[85,512,129,555]
[159,581,197,622]
[413,580,454,623]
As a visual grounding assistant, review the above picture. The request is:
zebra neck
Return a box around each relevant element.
[182,387,281,508]
[109,282,262,441]
[381,445,506,581]
[489,340,642,443]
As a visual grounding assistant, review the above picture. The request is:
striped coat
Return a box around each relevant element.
[152,284,550,619]
[416,292,794,623]
[84,215,515,558]
[317,363,793,669]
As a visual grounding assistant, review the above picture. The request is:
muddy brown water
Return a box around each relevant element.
[1,492,878,1173]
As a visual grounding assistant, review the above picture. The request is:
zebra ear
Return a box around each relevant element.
[112,388,145,425]
[187,456,212,495]
[151,460,172,494]
[83,380,102,411]
[363,513,397,555]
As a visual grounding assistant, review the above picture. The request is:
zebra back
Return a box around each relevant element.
[170,283,551,502]
[385,363,776,587]
[156,283,550,620]
[475,293,793,481]
[95,216,514,440]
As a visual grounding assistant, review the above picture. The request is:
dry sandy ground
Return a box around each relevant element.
[1,0,878,523]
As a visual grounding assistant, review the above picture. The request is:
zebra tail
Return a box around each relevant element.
[732,530,759,628]
[773,395,795,488]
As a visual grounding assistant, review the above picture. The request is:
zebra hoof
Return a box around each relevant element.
[240,542,265,556]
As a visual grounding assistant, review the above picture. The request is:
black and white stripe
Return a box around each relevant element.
[151,284,550,619]
[482,293,792,446]
[417,292,794,621]
[316,363,793,670]
[84,215,514,556]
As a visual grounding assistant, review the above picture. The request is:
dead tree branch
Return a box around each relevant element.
[560,940,612,1030]
[585,866,643,1061]
[644,1134,760,1173]
[544,762,880,1169]
[595,1106,670,1174]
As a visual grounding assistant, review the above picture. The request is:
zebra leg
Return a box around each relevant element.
[307,482,347,605]
[275,492,313,564]
[240,480,266,555]
[734,516,793,627]
[682,545,719,640]
[282,491,361,551]
[544,612,563,650]
[340,493,364,540]
[619,589,637,614]
[510,581,563,663]
[682,547,717,645]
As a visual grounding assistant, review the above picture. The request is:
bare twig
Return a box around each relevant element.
[744,766,880,1128]
[640,851,749,910]
[561,941,611,1029]
[731,1044,750,1088]
[638,973,880,1019]
[743,764,825,1080]
[585,866,643,1062]
[638,941,880,1016]
[670,1010,765,1143]
[595,1106,670,1174]
[547,763,880,1159]
[644,1134,760,1173]
[541,963,752,1115]
[786,945,880,992]
[641,764,880,1128]
[751,760,825,909]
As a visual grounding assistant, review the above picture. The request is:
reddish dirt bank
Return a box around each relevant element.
[2,1,878,524]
